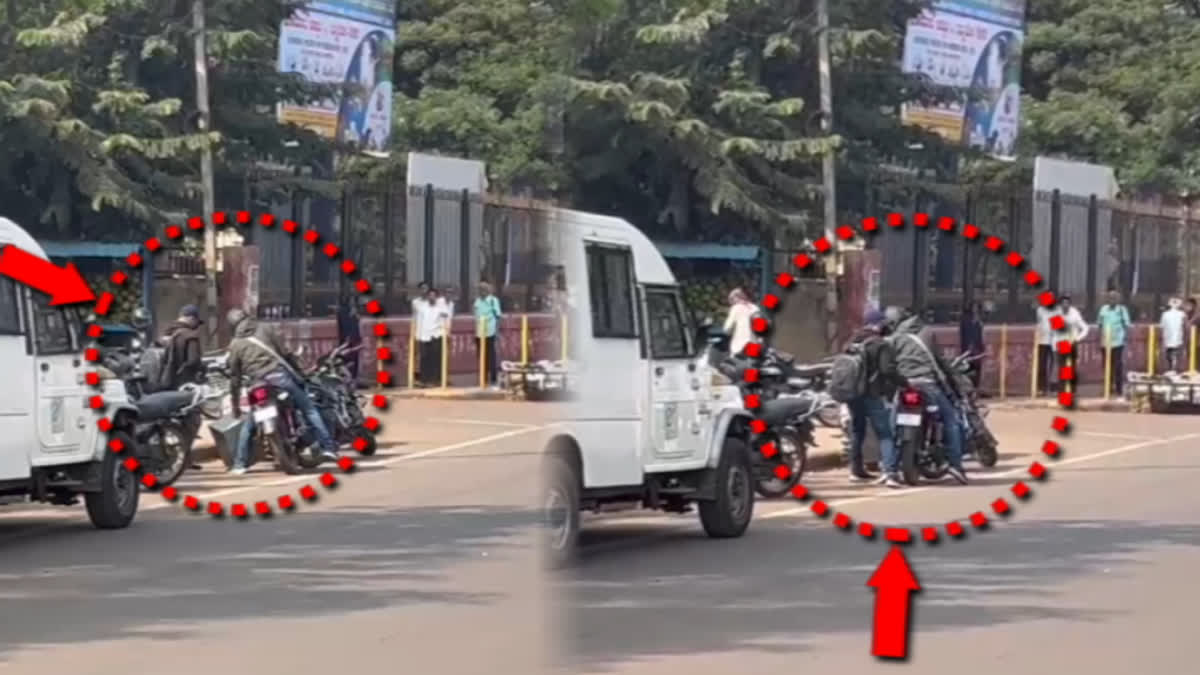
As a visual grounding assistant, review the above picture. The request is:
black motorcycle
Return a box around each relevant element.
[240,342,372,475]
[710,340,835,498]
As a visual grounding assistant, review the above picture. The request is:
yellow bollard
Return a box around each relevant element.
[999,324,1008,399]
[408,322,416,388]
[520,314,529,365]
[1191,325,1197,372]
[1147,324,1157,375]
[1103,325,1113,400]
[441,320,450,389]
[560,312,568,362]
[477,315,487,389]
[1030,336,1040,399]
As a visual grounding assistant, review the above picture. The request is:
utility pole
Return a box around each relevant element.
[817,0,839,349]
[192,0,218,346]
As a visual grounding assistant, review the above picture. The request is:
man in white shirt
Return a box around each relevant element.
[1034,301,1057,396]
[411,282,430,383]
[417,286,450,386]
[723,288,759,355]
[1160,297,1187,372]
[1055,294,1090,393]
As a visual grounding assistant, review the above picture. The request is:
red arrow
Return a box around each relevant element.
[0,245,96,306]
[866,545,920,659]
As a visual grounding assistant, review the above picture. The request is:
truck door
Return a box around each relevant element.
[27,289,88,453]
[640,285,704,465]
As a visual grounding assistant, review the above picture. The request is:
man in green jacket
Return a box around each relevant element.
[225,308,338,474]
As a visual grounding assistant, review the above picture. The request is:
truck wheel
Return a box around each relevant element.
[699,437,754,538]
[85,431,140,529]
[541,455,580,569]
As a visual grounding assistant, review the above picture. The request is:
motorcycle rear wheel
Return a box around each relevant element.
[754,429,806,498]
[266,434,303,475]
[151,423,192,487]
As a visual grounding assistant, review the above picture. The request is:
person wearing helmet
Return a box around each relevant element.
[225,307,338,474]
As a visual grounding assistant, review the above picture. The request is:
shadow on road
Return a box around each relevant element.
[0,504,537,661]
[552,518,1200,671]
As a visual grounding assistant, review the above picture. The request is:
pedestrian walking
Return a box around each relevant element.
[723,288,759,356]
[839,310,907,488]
[959,301,985,389]
[473,281,502,388]
[1097,290,1132,395]
[1160,297,1187,372]
[1055,295,1089,391]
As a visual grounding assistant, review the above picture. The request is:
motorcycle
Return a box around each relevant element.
[893,352,998,485]
[713,342,837,498]
[239,342,371,475]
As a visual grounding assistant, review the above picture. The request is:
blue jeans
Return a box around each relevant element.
[920,384,965,471]
[847,395,897,474]
[235,370,336,469]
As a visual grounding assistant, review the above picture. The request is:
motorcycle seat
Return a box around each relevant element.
[136,390,195,422]
[758,395,819,426]
[788,363,830,378]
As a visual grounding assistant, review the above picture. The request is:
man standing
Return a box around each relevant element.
[160,304,205,391]
[959,302,985,389]
[1035,299,1057,396]
[418,286,450,386]
[1160,297,1187,372]
[335,295,363,384]
[473,281,503,388]
[844,310,907,488]
[1097,290,1132,394]
[225,308,338,475]
[1054,295,1089,392]
[411,282,430,384]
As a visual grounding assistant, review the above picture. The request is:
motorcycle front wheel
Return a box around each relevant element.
[151,423,192,487]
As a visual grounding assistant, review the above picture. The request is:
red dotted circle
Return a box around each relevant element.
[752,212,1073,544]
[84,212,392,520]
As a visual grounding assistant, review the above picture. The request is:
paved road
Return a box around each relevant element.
[0,400,552,675]
[555,410,1200,674]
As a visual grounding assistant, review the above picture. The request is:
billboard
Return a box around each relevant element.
[277,1,396,152]
[900,0,1026,158]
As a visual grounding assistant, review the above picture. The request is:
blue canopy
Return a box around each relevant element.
[653,241,761,261]
[39,241,141,259]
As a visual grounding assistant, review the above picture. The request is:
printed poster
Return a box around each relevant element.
[277,1,395,152]
[900,0,1026,158]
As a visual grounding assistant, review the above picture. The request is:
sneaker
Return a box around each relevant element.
[946,466,968,485]
[848,470,875,483]
[230,466,248,476]
[883,474,905,489]
[320,448,340,462]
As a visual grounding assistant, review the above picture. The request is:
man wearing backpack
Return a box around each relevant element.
[884,306,969,485]
[159,305,206,391]
[833,310,907,487]
[225,308,338,475]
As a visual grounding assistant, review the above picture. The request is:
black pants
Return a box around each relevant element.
[1036,344,1055,395]
[1056,345,1077,393]
[1107,345,1125,394]
[1166,346,1183,372]
[476,336,498,385]
[419,339,442,385]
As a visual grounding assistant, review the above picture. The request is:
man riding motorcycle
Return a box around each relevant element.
[883,306,968,485]
[225,308,339,475]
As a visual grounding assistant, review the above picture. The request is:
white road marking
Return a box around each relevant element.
[142,424,550,511]
[1075,431,1158,441]
[757,431,1200,519]
[426,418,536,429]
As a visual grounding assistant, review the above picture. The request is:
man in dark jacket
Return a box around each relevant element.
[225,308,338,475]
[160,305,205,391]
[885,307,968,485]
[846,310,908,488]
[335,295,363,384]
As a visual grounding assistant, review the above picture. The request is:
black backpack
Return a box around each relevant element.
[828,341,869,402]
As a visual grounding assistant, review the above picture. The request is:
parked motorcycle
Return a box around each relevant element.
[893,352,998,485]
[712,341,837,498]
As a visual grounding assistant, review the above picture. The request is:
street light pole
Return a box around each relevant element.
[192,0,218,346]
[817,0,839,348]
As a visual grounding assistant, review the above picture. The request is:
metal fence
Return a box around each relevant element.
[842,180,1200,324]
[225,176,560,319]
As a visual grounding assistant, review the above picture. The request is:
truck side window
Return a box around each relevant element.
[0,278,21,334]
[644,289,688,359]
[585,244,636,338]
[30,293,74,355]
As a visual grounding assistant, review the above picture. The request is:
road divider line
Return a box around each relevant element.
[143,424,551,512]
[425,418,536,429]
